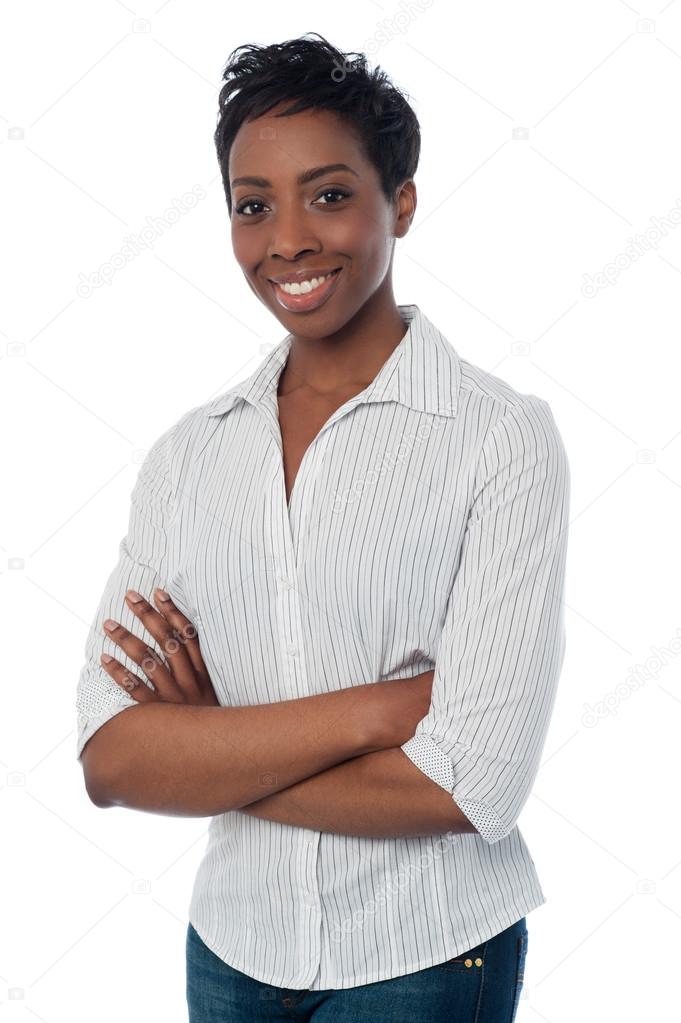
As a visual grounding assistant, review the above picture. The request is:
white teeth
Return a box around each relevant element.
[276,271,337,295]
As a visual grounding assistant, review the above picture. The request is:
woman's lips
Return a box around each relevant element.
[269,268,343,312]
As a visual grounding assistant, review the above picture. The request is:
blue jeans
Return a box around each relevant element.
[186,917,528,1022]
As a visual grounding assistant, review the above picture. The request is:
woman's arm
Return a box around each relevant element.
[85,671,434,817]
[239,746,477,838]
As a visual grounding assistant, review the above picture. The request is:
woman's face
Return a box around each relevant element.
[228,103,414,340]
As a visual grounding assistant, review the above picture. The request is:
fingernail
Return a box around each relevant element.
[101,654,113,663]
[155,588,171,602]
[103,619,117,631]
[126,590,143,603]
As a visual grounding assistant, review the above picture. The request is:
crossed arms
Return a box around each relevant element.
[78,398,569,845]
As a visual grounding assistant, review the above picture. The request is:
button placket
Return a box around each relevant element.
[277,581,303,698]
[276,418,330,697]
[289,426,337,560]
[253,396,307,700]
[288,394,366,553]
[275,552,307,698]
[264,388,365,702]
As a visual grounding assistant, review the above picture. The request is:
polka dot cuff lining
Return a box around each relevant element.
[401,734,509,844]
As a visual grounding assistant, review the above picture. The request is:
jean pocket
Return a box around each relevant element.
[434,939,488,974]
[509,928,528,1021]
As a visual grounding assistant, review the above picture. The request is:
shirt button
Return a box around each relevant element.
[279,575,294,590]
[287,643,298,657]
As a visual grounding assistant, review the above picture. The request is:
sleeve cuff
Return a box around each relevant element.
[400,734,510,844]
[401,734,454,791]
[76,698,137,763]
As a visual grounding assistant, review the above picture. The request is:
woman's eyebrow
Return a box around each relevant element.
[231,163,360,190]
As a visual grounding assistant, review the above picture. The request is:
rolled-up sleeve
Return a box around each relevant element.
[401,396,570,844]
[75,420,179,764]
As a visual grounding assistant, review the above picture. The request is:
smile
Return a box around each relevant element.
[269,268,343,312]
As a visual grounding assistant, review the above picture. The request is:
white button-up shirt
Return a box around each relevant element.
[76,303,570,990]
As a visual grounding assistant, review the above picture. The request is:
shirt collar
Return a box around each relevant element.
[203,304,460,419]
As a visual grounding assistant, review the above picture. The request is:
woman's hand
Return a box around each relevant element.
[100,587,219,706]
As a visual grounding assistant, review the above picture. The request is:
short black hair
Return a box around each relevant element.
[214,32,421,216]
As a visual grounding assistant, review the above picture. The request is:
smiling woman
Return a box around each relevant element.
[75,30,569,1023]
[227,105,412,337]
[215,33,420,362]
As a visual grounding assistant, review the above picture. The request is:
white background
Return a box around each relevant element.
[2,1,680,1019]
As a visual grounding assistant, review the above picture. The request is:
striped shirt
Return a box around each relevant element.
[75,303,570,990]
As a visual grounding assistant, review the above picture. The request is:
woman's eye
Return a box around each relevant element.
[234,190,350,217]
[235,199,267,217]
[314,189,350,205]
